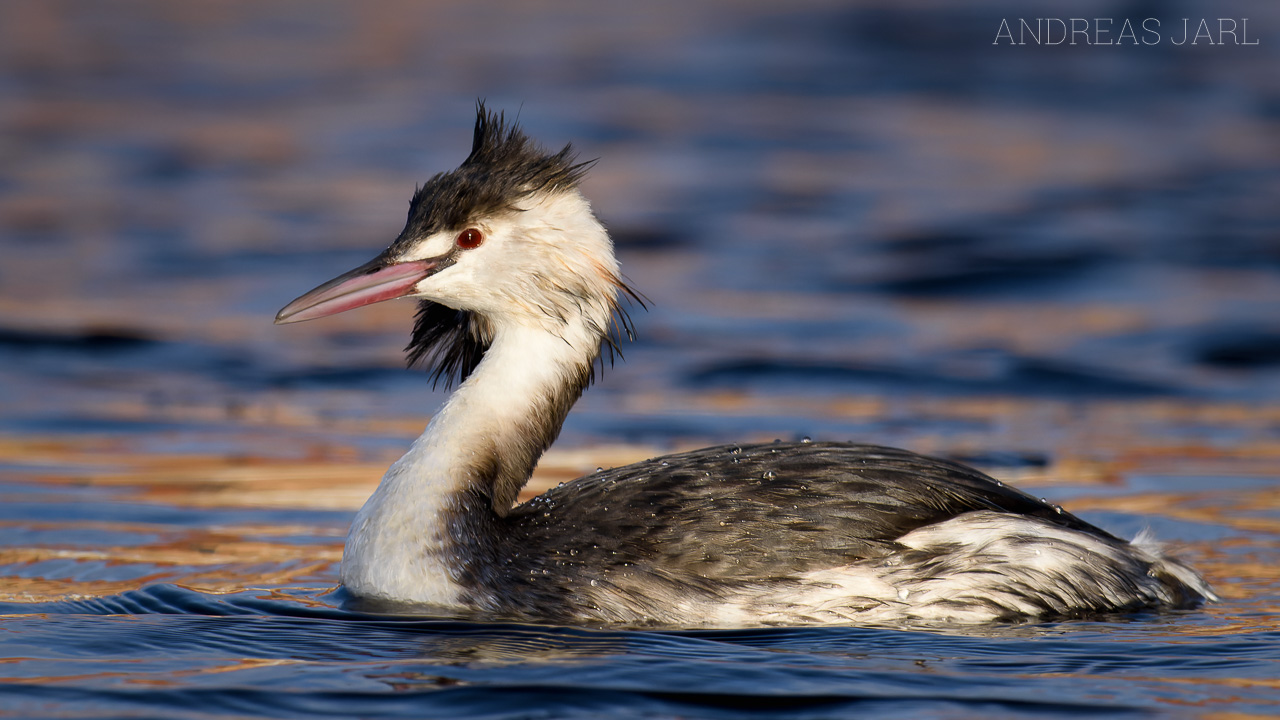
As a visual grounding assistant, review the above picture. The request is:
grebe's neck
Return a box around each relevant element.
[340,314,600,604]
[424,319,598,513]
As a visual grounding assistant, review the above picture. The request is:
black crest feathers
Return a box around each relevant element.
[464,103,593,192]
[396,102,593,242]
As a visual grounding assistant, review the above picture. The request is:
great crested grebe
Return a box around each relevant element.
[276,105,1215,626]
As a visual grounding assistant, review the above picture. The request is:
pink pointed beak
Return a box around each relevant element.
[274,257,443,324]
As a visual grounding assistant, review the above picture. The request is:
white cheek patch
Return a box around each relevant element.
[396,232,457,262]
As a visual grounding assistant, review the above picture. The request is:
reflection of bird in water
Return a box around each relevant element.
[276,105,1215,626]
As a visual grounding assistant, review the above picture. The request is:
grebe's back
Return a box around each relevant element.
[484,442,1213,625]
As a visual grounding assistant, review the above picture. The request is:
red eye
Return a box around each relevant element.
[455,228,484,249]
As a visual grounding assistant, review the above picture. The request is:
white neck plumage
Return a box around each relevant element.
[341,315,601,605]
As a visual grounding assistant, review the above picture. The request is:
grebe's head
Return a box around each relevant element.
[275,103,639,385]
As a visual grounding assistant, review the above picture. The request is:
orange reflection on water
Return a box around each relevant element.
[0,655,307,688]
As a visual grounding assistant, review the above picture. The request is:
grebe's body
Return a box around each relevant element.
[277,105,1215,626]
[343,441,1210,625]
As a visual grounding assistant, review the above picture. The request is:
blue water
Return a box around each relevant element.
[3,585,1276,718]
[2,0,1280,717]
